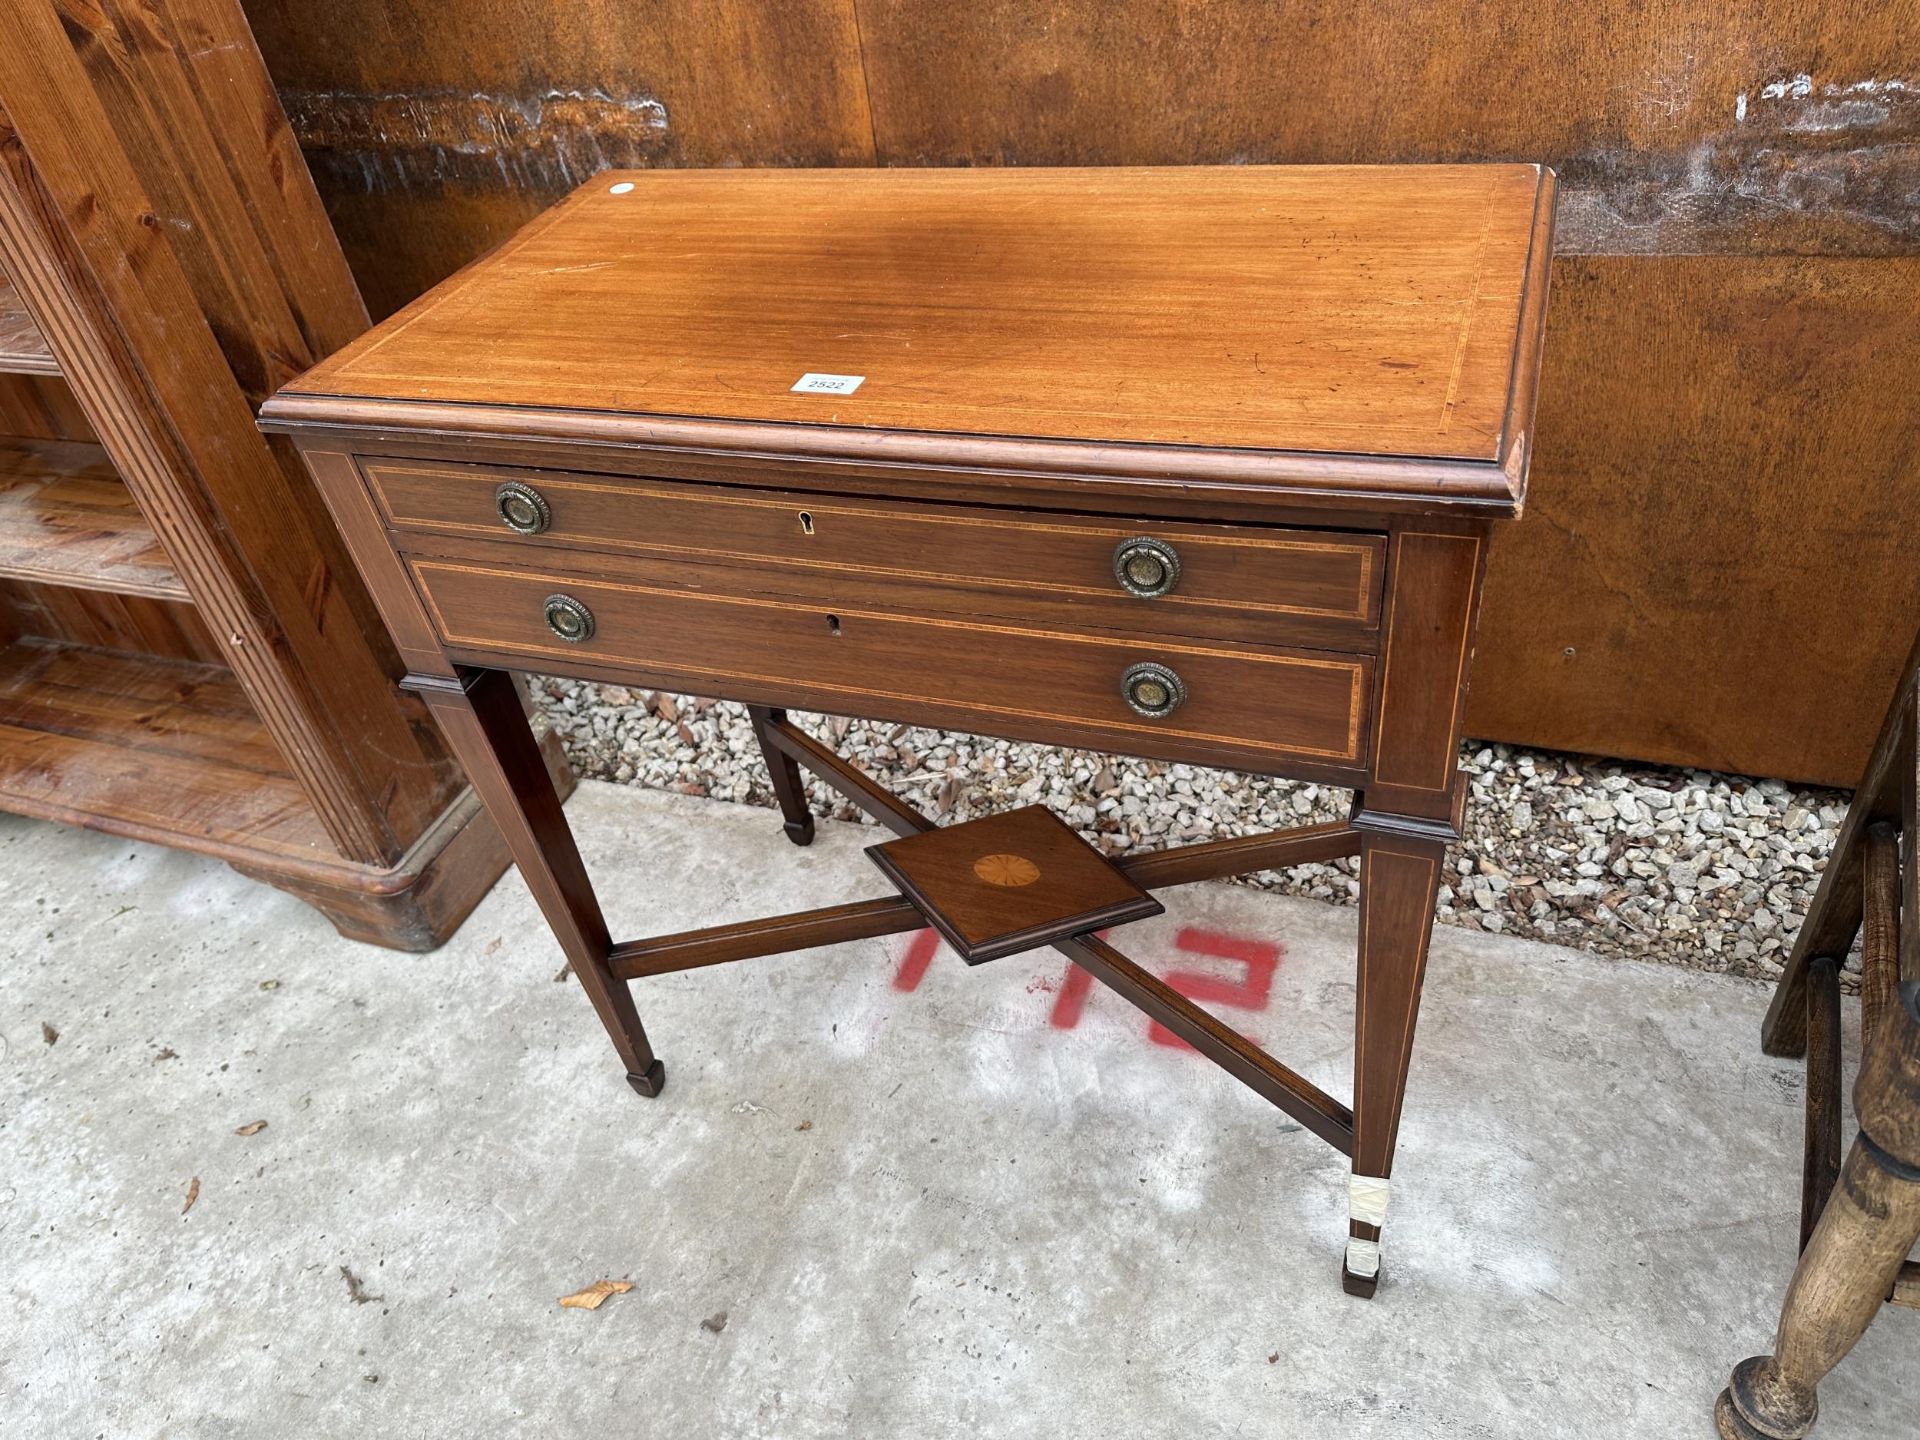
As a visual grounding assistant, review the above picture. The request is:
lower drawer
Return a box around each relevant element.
[408,556,1373,777]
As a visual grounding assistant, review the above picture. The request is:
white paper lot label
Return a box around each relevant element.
[791,372,865,395]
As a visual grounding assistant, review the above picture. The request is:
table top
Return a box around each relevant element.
[269,165,1554,516]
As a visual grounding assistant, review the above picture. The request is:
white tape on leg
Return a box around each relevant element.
[1344,1238,1381,1278]
[1348,1173,1391,1228]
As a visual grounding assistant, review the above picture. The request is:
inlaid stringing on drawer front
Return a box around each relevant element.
[407,557,1374,768]
[362,460,1386,648]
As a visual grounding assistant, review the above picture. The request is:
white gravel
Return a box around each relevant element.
[533,677,1851,983]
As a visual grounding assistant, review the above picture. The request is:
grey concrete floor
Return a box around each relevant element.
[2,781,1914,1439]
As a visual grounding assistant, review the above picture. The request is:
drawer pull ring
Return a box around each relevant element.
[1112,536,1181,598]
[543,594,595,643]
[1121,661,1187,718]
[495,480,552,534]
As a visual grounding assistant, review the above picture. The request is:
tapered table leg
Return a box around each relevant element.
[747,705,815,846]
[1345,824,1448,1297]
[413,668,665,1096]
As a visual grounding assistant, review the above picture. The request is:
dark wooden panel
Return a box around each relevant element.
[853,1,1920,258]
[243,0,878,315]
[246,0,1920,312]
[246,0,873,170]
[1470,255,1920,787]
[311,187,549,325]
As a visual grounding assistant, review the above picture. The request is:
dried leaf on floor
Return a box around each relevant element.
[553,962,573,983]
[182,1177,200,1214]
[41,1022,58,1046]
[559,1279,633,1311]
[700,1310,728,1333]
[259,979,280,991]
[485,936,502,955]
[341,1265,385,1305]
[831,716,851,741]
[654,694,679,723]
[795,1119,813,1131]
[153,1047,177,1063]
[235,1120,268,1137]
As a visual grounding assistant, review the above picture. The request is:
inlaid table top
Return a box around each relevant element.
[272,165,1554,516]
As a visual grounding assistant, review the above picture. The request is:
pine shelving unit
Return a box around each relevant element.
[0,0,560,948]
[0,293,256,862]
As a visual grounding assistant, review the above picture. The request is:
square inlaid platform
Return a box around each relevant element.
[866,806,1163,963]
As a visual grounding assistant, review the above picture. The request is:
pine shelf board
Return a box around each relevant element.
[0,436,191,601]
[0,274,59,376]
[0,637,334,866]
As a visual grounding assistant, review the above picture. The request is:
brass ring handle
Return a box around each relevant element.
[496,480,552,535]
[543,593,595,643]
[1121,661,1186,718]
[1112,536,1181,598]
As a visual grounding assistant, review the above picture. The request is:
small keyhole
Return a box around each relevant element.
[825,613,841,635]
[798,511,815,535]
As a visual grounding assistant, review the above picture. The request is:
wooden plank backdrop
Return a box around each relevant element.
[239,0,1920,786]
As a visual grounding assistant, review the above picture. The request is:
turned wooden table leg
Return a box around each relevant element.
[1345,824,1448,1297]
[747,705,815,846]
[414,667,665,1097]
[1721,988,1920,1438]
[1719,1136,1920,1439]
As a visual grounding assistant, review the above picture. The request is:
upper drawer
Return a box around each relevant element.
[361,458,1385,651]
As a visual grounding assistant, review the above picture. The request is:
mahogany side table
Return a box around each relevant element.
[263,165,1555,1295]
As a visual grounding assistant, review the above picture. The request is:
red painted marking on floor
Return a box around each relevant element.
[1148,927,1282,1050]
[896,923,1283,1055]
[1048,962,1096,1028]
[892,928,940,992]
